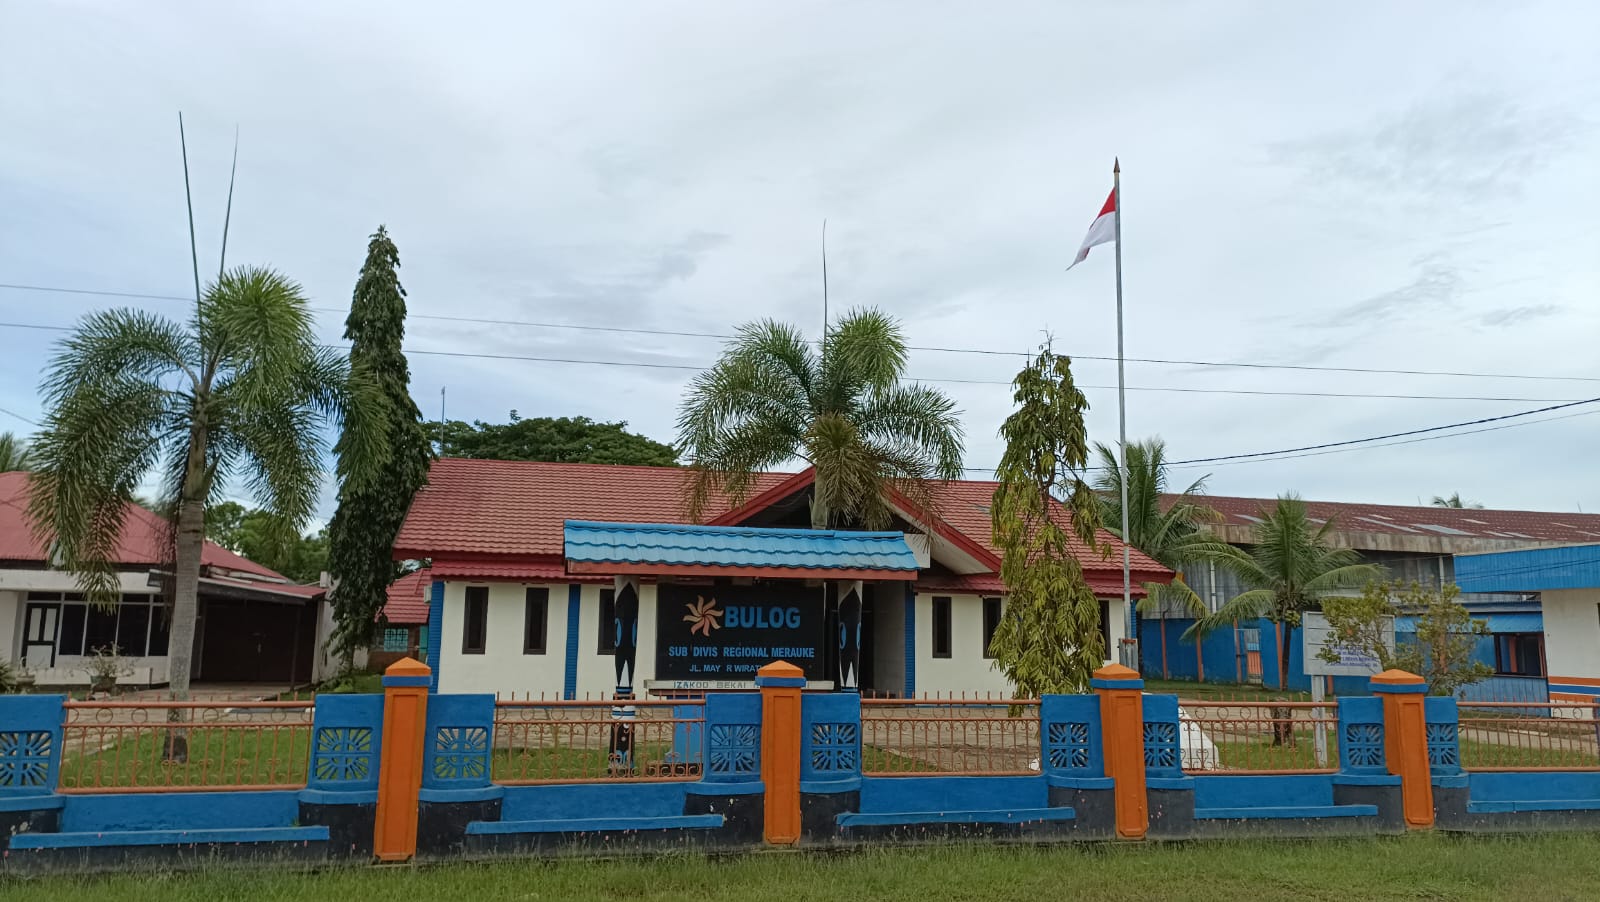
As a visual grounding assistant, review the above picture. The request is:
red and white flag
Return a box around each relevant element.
[1067,187,1117,269]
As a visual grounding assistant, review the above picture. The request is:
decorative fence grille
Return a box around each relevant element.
[1457,701,1600,771]
[859,699,1041,775]
[490,699,706,784]
[58,699,314,791]
[1177,701,1339,774]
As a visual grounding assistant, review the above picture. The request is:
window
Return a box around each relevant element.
[84,605,119,655]
[147,606,171,657]
[982,597,1001,659]
[1494,633,1544,677]
[58,604,87,656]
[381,628,410,652]
[524,587,549,655]
[597,588,616,654]
[462,586,488,654]
[116,602,150,657]
[931,596,952,658]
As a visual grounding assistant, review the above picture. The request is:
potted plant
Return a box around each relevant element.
[86,645,128,697]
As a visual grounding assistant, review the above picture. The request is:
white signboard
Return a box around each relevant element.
[1302,611,1393,677]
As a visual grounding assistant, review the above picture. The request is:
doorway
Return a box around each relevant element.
[22,602,61,670]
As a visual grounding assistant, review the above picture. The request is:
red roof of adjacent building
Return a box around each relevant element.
[384,568,432,624]
[1170,492,1600,545]
[396,458,1166,589]
[0,471,287,579]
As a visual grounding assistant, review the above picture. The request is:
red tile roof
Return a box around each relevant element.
[1171,493,1600,545]
[384,568,431,624]
[396,459,1167,585]
[0,471,285,579]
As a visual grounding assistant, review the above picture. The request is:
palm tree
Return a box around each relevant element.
[1431,492,1483,509]
[1187,495,1384,691]
[1092,437,1217,616]
[0,432,32,471]
[27,266,384,706]
[678,308,964,529]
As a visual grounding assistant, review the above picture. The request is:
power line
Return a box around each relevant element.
[958,401,1600,474]
[0,320,1584,405]
[0,405,39,427]
[4,281,1598,384]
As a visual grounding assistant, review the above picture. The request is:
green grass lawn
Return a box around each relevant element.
[58,725,311,789]
[1199,728,1598,772]
[9,834,1600,901]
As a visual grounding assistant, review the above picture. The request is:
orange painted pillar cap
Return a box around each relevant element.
[385,657,431,677]
[1370,669,1424,686]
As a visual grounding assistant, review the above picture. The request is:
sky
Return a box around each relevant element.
[1,1,1597,525]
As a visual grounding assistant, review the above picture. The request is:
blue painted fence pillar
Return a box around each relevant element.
[683,691,765,843]
[1140,693,1195,839]
[1333,695,1404,832]
[1040,694,1115,838]
[299,693,384,857]
[415,693,503,857]
[0,694,66,850]
[798,691,861,843]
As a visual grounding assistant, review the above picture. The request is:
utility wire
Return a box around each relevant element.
[4,281,1598,384]
[0,320,1585,404]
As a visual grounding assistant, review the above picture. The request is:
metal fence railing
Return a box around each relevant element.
[1457,701,1600,771]
[860,699,1041,776]
[490,699,706,784]
[59,699,314,792]
[1177,701,1339,774]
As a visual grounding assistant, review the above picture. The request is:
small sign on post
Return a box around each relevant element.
[1302,611,1394,767]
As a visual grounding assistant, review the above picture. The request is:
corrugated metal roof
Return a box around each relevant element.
[1163,491,1600,545]
[564,521,920,573]
[1456,544,1600,593]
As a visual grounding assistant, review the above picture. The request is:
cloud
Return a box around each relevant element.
[1271,93,1584,203]
[1318,259,1464,328]
[1479,304,1563,327]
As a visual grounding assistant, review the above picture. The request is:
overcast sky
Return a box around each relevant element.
[2,1,1597,524]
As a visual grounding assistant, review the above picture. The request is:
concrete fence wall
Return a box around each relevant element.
[3,660,1600,874]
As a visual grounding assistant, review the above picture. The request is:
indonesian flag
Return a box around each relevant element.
[1068,187,1117,269]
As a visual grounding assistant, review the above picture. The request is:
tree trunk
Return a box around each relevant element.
[810,469,829,530]
[163,430,207,761]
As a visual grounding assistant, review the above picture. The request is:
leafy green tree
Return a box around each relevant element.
[1092,437,1216,616]
[677,308,964,529]
[988,340,1105,696]
[0,432,32,471]
[1189,495,1385,690]
[27,266,384,704]
[1431,492,1483,509]
[327,226,432,666]
[1320,582,1492,696]
[205,500,248,552]
[432,414,677,467]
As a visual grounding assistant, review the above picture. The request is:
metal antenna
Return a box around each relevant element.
[178,113,202,314]
[218,125,239,281]
[821,219,829,348]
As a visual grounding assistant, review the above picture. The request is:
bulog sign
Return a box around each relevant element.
[656,583,826,681]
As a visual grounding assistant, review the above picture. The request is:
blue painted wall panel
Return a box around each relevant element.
[428,580,445,692]
[1192,775,1335,810]
[61,791,300,833]
[1469,772,1600,802]
[859,776,1046,813]
[564,584,581,700]
[500,782,690,821]
[1457,544,1600,593]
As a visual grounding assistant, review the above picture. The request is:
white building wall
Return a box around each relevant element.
[436,580,570,697]
[1542,588,1600,695]
[0,590,19,662]
[911,592,1127,697]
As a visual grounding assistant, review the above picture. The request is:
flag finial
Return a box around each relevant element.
[1113,157,1120,174]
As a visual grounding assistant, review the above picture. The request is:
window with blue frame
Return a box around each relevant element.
[1494,633,1545,677]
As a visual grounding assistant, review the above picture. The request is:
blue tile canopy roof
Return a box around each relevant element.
[563,521,921,573]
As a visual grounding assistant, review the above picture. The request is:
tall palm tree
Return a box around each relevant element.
[1431,492,1483,509]
[1187,495,1384,691]
[1092,437,1217,616]
[27,266,384,705]
[678,308,964,529]
[0,432,32,471]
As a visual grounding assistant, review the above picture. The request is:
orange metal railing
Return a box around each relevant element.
[1457,701,1600,771]
[1177,700,1339,774]
[490,698,705,784]
[860,698,1041,776]
[59,699,314,792]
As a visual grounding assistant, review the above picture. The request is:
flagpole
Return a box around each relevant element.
[1113,157,1135,670]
